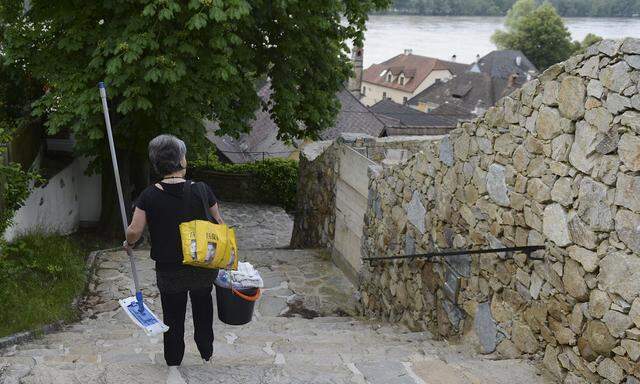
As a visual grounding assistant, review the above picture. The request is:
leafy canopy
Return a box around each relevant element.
[0,0,389,168]
[492,0,575,70]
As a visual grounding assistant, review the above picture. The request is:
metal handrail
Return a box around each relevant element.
[362,245,546,263]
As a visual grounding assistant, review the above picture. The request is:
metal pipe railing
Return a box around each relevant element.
[362,245,546,263]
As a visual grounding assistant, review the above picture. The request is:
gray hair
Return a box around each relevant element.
[148,134,187,176]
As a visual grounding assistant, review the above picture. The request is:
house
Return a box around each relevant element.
[369,98,474,136]
[408,50,538,116]
[206,82,387,163]
[360,49,467,107]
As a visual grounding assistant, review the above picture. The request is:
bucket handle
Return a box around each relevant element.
[232,287,261,302]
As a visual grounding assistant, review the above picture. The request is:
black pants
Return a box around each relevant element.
[160,286,214,366]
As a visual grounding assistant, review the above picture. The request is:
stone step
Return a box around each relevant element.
[12,353,541,384]
[4,333,550,384]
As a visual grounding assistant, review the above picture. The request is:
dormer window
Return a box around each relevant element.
[386,73,392,82]
[399,74,405,86]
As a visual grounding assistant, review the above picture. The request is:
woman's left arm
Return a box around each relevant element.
[125,207,147,248]
[209,203,225,225]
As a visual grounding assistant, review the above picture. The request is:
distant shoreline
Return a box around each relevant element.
[372,11,640,18]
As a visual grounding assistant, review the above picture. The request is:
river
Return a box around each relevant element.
[362,15,640,67]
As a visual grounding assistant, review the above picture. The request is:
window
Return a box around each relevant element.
[403,97,408,104]
[382,92,387,99]
[386,73,392,82]
[399,75,405,86]
[362,86,366,96]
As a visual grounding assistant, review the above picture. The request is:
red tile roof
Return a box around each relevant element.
[362,53,467,93]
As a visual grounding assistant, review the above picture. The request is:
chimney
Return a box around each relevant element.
[516,56,522,67]
[348,46,364,98]
[404,49,412,55]
[451,54,457,62]
[476,54,480,61]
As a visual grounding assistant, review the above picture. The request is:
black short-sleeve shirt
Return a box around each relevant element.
[135,181,218,270]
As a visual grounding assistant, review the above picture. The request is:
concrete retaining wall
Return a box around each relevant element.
[4,157,101,241]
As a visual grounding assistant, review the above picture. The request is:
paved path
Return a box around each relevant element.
[0,203,554,384]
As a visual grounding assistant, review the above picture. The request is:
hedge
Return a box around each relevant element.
[190,157,298,211]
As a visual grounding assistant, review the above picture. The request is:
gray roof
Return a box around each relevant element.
[408,50,539,116]
[207,83,386,163]
[319,89,387,140]
[206,84,297,164]
[369,99,472,136]
[472,50,538,79]
[408,71,496,112]
[370,98,450,128]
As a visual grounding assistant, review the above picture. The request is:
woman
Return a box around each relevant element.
[123,134,224,367]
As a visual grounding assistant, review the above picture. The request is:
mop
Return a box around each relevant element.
[99,82,169,336]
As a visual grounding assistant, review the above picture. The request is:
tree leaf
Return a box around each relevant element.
[187,13,208,30]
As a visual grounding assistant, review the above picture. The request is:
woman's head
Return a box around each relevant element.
[148,134,187,177]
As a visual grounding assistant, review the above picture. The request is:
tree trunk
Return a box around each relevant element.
[99,149,150,236]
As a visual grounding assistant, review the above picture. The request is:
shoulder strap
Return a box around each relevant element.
[182,181,192,223]
[195,182,215,222]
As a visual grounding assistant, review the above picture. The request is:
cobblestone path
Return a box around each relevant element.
[0,203,554,383]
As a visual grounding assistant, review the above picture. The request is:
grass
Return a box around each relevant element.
[0,232,87,338]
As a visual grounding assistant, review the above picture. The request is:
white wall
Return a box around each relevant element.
[4,157,101,242]
[360,69,454,107]
[332,145,375,282]
[415,70,453,96]
[76,157,102,225]
[361,82,413,106]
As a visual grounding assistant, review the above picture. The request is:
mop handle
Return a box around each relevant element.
[98,82,143,301]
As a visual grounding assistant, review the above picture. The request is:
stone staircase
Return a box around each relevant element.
[0,203,554,384]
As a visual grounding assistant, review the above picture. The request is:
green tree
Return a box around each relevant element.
[492,1,575,70]
[0,0,388,229]
[580,33,603,50]
[0,39,44,237]
[503,0,537,29]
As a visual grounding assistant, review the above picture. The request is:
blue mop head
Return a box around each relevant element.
[119,295,169,336]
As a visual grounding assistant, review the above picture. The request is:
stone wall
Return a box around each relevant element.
[291,140,337,249]
[359,39,640,383]
[291,134,444,249]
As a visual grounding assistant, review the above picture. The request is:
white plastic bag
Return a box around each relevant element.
[215,262,263,289]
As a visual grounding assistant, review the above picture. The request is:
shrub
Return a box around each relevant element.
[191,156,299,211]
[0,58,44,236]
[0,161,40,236]
[0,233,86,337]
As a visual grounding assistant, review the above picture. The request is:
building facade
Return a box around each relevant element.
[359,50,466,107]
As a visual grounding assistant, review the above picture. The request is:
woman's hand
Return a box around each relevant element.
[123,240,134,253]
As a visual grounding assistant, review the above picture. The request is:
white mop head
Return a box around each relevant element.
[119,296,169,336]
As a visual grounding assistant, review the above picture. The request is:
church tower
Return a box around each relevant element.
[348,46,364,98]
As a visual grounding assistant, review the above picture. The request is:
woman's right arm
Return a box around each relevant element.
[124,207,147,249]
[209,203,224,225]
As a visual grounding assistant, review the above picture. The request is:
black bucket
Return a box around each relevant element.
[214,283,260,325]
